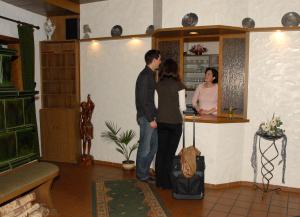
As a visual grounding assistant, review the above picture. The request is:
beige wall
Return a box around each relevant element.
[80,0,300,187]
[248,0,300,27]
[80,38,151,162]
[243,31,300,187]
[80,0,153,37]
[162,0,248,27]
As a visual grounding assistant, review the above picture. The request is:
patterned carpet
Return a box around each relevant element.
[92,179,171,217]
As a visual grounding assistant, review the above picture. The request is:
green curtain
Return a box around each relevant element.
[17,24,35,91]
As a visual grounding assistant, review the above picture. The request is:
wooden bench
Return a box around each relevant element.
[0,161,59,207]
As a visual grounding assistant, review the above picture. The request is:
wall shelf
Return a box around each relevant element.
[80,34,151,42]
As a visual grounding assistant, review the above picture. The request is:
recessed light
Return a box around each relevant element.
[189,32,199,35]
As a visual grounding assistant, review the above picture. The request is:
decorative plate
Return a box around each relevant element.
[281,12,300,27]
[242,17,255,28]
[146,25,154,35]
[182,13,198,27]
[111,25,123,36]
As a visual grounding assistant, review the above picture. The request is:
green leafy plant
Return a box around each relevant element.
[101,121,139,163]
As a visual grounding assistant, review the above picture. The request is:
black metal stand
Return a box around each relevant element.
[251,132,287,196]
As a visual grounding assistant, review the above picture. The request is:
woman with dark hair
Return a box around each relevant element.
[155,58,186,189]
[192,67,218,115]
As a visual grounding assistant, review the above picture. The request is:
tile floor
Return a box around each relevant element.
[50,163,300,217]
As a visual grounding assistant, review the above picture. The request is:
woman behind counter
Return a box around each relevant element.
[155,58,186,189]
[192,67,218,115]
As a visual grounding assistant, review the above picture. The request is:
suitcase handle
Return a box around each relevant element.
[182,113,196,148]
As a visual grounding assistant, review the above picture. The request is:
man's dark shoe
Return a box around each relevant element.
[148,176,156,181]
[139,177,156,184]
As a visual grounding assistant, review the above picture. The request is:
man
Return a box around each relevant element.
[135,49,161,182]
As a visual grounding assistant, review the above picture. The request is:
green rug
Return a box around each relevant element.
[92,179,171,217]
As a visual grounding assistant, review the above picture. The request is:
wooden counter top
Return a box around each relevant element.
[185,115,249,124]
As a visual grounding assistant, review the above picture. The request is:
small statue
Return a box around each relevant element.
[44,18,56,40]
[83,24,91,39]
[80,94,95,165]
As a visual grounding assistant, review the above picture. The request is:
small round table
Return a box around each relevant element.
[251,131,287,194]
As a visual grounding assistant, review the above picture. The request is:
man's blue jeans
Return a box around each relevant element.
[136,116,158,180]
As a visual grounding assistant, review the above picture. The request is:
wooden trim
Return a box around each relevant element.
[0,35,19,44]
[75,41,80,106]
[92,161,300,193]
[205,181,300,193]
[152,25,248,37]
[152,25,300,37]
[249,26,300,32]
[184,35,220,42]
[46,0,80,14]
[185,115,249,123]
[80,34,150,42]
[218,36,223,117]
[94,160,123,168]
[179,37,184,81]
[7,43,23,91]
[243,33,250,119]
[220,34,246,39]
[41,39,78,43]
[218,34,247,118]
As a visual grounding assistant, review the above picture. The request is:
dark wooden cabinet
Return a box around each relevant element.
[40,40,80,163]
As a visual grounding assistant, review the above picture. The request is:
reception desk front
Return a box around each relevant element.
[180,115,249,186]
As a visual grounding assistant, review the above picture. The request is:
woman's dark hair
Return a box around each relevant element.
[145,49,161,65]
[159,58,180,81]
[205,67,218,83]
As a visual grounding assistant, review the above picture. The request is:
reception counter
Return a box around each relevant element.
[185,114,249,124]
[180,115,249,185]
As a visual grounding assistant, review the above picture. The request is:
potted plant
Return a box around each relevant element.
[101,121,139,170]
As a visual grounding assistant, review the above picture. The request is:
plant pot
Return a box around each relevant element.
[122,160,135,170]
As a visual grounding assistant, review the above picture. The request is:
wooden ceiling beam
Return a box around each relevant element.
[46,0,80,14]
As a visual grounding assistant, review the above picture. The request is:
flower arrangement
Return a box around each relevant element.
[258,114,284,137]
[189,44,207,55]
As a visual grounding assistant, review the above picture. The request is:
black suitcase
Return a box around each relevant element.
[170,114,205,199]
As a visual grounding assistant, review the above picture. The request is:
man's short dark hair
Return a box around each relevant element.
[145,49,161,65]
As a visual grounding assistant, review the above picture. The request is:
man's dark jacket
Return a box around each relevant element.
[135,66,157,122]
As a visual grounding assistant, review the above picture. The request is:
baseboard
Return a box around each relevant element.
[205,181,300,193]
[94,160,300,193]
[94,160,123,168]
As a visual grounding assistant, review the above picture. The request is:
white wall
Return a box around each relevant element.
[80,38,151,162]
[80,0,153,38]
[80,0,300,187]
[242,31,300,187]
[0,1,46,154]
[162,0,248,28]
[248,0,300,27]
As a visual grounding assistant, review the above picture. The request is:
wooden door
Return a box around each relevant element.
[40,108,81,163]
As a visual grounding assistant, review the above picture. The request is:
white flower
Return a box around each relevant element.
[271,119,277,127]
[261,123,270,132]
[259,114,284,136]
